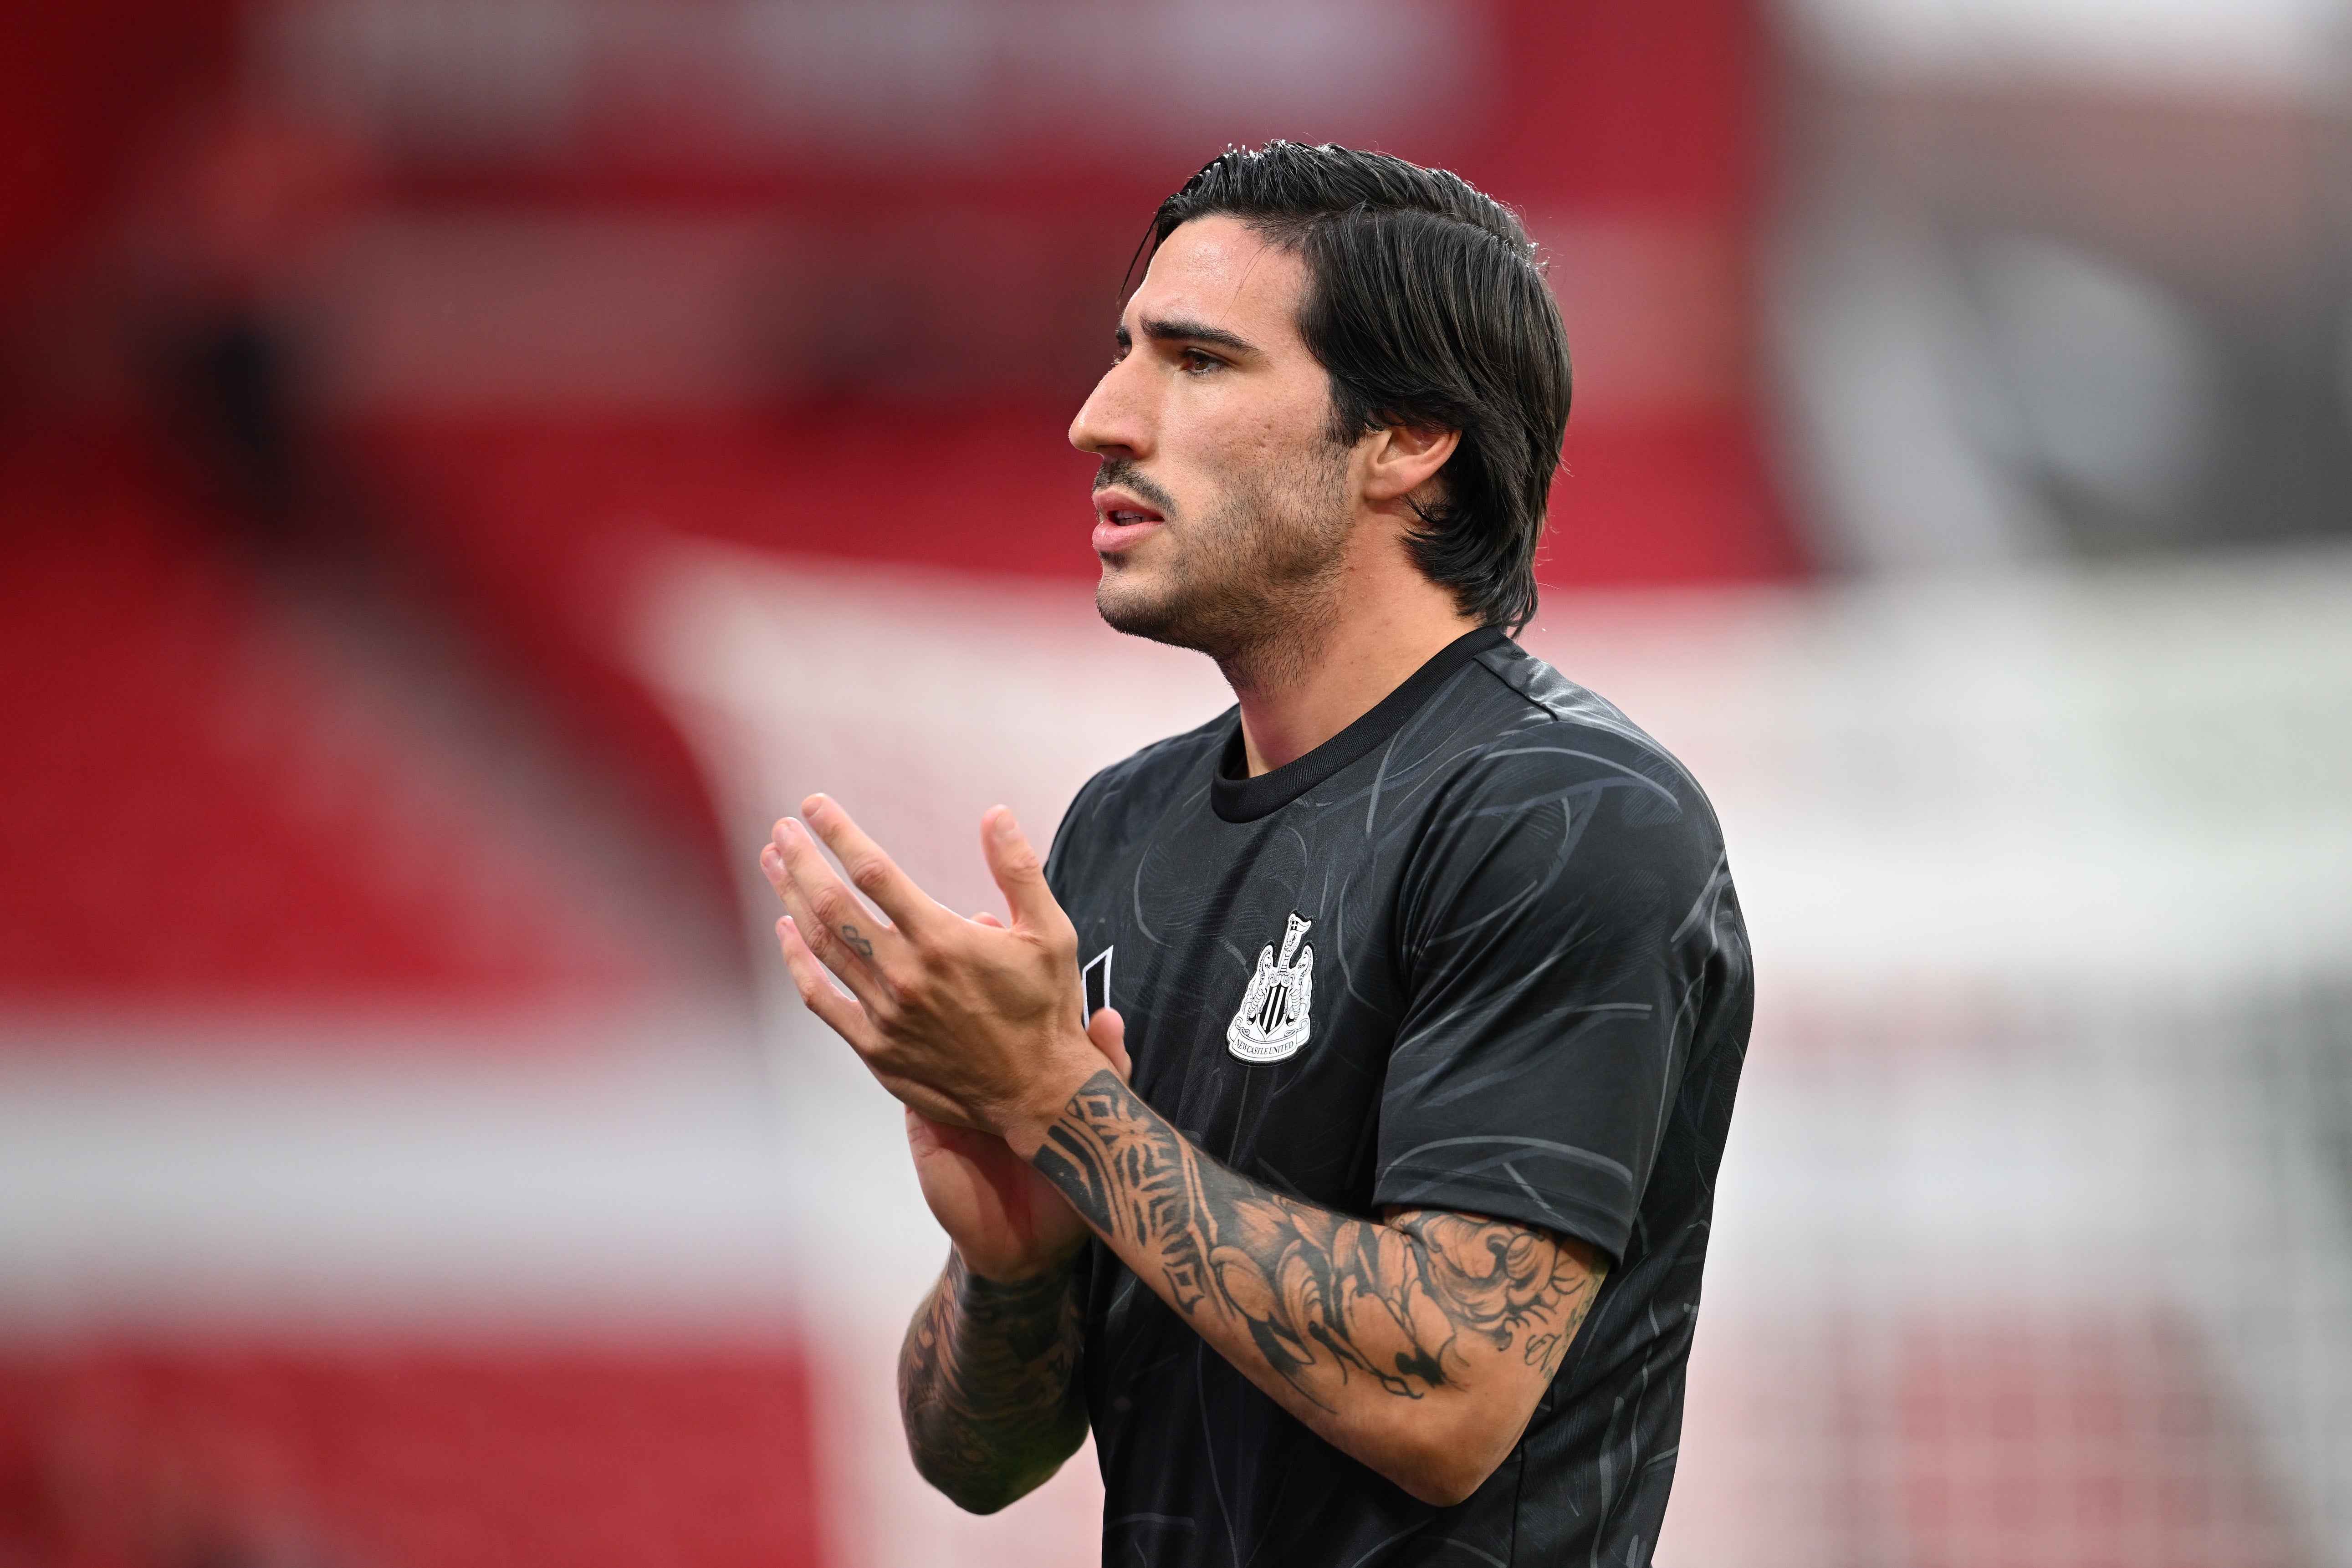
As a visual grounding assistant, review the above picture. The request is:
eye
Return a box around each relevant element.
[1179,347,1223,375]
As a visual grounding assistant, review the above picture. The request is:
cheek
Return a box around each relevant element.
[1147,410,1248,522]
[1188,407,1323,486]
[1157,374,1343,510]
[1254,383,1355,486]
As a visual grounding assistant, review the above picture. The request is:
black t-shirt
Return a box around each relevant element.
[1043,626,1753,1568]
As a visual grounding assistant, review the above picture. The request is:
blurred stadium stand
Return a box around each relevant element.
[2,4,1791,1564]
[0,1346,823,1568]
[6,1,2351,1566]
[0,430,662,1001]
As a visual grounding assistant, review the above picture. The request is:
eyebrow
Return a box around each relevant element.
[1123,315,1261,357]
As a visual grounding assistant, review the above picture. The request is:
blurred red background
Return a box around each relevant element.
[1,0,1799,1005]
[13,8,2352,1568]
[0,5,1793,1565]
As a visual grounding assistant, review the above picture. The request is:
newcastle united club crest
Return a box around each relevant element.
[1227,913,1314,1063]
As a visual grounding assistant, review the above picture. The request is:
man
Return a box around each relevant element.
[758,143,1750,1566]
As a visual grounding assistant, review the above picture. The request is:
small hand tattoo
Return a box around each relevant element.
[840,924,875,958]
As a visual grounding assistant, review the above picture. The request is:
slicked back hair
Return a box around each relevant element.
[1149,142,1571,632]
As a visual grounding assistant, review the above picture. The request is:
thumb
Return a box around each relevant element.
[982,807,1061,933]
[1086,1006,1133,1083]
[905,1104,939,1157]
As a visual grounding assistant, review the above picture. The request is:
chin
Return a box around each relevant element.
[1095,572,1201,650]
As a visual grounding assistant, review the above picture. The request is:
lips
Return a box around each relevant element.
[1091,490,1166,556]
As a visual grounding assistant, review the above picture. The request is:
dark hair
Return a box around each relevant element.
[1149,142,1571,631]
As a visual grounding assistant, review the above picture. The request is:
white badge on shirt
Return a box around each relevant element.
[1227,912,1314,1063]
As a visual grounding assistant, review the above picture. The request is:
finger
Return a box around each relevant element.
[970,911,1005,928]
[760,837,831,926]
[775,916,879,1047]
[906,1104,992,1157]
[982,806,1067,935]
[759,822,798,903]
[905,1105,967,1159]
[799,795,947,940]
[758,838,796,904]
[1086,1005,1133,1082]
[768,819,895,1000]
[770,856,894,1017]
[872,1069,986,1129]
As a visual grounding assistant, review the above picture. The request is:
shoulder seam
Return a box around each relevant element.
[1465,651,1711,802]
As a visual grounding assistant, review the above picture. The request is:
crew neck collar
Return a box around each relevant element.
[1208,624,1510,824]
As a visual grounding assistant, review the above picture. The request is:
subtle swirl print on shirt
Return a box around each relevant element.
[1042,638,1751,1568]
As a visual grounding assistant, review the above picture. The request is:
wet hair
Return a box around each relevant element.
[1148,141,1572,631]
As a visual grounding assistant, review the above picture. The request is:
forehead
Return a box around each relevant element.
[1128,215,1309,345]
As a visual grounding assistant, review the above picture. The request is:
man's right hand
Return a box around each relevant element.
[906,1001,1131,1282]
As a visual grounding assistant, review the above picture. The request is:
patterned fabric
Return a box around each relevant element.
[1045,626,1754,1568]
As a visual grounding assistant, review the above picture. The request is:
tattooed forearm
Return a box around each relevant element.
[1400,1210,1597,1383]
[898,1250,1088,1513]
[1032,1071,1604,1414]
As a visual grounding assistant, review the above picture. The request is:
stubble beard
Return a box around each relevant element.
[1094,447,1354,696]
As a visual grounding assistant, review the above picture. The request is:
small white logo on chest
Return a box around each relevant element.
[1227,913,1314,1062]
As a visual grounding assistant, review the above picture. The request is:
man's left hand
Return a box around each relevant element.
[758,795,1100,1145]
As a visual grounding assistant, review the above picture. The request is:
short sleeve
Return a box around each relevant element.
[1371,728,1739,1263]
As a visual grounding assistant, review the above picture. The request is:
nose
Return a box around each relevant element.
[1069,353,1147,459]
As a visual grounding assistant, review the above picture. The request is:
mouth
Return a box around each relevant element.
[1091,489,1167,556]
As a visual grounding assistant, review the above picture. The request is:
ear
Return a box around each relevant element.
[1361,424,1461,506]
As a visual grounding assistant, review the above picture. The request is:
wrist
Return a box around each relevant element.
[992,1042,1106,1163]
[951,1238,1082,1290]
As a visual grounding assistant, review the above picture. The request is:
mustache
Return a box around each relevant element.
[1094,458,1179,519]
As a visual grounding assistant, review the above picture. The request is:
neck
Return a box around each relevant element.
[1225,552,1482,776]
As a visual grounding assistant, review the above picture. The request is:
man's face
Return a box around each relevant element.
[1069,215,1357,664]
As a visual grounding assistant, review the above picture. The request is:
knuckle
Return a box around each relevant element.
[849,857,893,896]
[899,970,940,1013]
[873,966,939,1027]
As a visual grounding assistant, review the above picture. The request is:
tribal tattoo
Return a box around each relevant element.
[1032,1071,1603,1412]
[898,1249,1089,1513]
